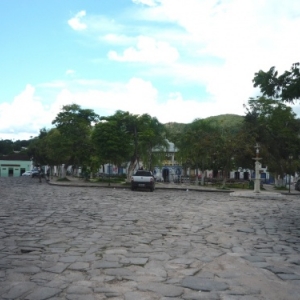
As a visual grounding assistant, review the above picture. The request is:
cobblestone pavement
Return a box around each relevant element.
[1,177,300,300]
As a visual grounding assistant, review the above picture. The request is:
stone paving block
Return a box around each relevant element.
[241,256,266,263]
[67,285,93,294]
[24,286,61,300]
[93,260,123,269]
[182,291,220,300]
[138,282,184,297]
[43,262,70,273]
[66,295,97,300]
[13,266,41,273]
[120,257,148,265]
[124,291,158,300]
[68,262,89,271]
[2,282,36,299]
[182,276,229,292]
[104,267,134,277]
[277,273,300,280]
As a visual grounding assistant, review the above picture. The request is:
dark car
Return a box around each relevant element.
[295,179,300,191]
[31,169,44,178]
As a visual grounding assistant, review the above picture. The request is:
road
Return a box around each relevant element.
[1,176,300,299]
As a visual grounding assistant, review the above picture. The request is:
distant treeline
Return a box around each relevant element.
[0,139,32,155]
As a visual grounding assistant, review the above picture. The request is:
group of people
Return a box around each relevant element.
[37,166,50,183]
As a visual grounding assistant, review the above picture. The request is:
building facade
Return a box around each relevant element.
[0,154,32,177]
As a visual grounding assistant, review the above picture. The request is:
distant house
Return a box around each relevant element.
[152,140,182,182]
[0,154,32,177]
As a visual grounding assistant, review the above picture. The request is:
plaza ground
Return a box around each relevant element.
[0,176,300,299]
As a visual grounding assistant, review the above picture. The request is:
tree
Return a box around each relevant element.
[137,114,167,171]
[100,111,167,181]
[51,104,100,174]
[253,62,300,103]
[27,128,49,167]
[177,119,219,185]
[244,97,300,180]
[92,120,132,177]
[0,140,14,155]
[43,128,71,176]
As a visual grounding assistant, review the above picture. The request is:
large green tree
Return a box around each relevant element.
[43,128,71,176]
[244,96,300,178]
[51,104,100,172]
[177,119,218,184]
[27,128,49,167]
[137,114,167,171]
[100,111,167,180]
[253,62,300,103]
[0,140,14,155]
[92,119,132,172]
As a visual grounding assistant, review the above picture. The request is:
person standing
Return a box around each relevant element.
[46,167,50,181]
[38,166,42,183]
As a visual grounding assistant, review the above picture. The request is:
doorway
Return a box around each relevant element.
[162,168,169,182]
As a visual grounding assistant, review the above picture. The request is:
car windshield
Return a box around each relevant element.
[135,171,152,176]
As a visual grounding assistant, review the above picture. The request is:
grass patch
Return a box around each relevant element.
[56,177,70,182]
[95,176,127,184]
[274,186,288,190]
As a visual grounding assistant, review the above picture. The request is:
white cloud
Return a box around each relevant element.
[52,77,158,117]
[68,10,87,31]
[0,85,53,140]
[127,0,300,115]
[132,0,159,7]
[49,78,226,124]
[108,36,179,64]
[102,34,134,45]
[65,69,76,77]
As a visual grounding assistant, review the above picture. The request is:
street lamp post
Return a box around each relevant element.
[289,155,293,193]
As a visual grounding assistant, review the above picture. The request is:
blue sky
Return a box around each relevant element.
[1,0,300,140]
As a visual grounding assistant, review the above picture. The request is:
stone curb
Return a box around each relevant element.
[47,179,300,195]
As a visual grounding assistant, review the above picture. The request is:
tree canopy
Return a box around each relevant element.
[253,62,300,103]
[51,104,100,168]
[244,96,300,176]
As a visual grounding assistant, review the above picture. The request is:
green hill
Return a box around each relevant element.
[164,114,244,139]
[204,114,244,128]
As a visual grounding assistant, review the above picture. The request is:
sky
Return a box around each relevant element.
[1,0,300,141]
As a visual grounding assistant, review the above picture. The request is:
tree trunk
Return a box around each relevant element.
[221,168,228,188]
[127,158,139,182]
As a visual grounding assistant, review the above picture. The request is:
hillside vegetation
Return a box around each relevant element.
[164,114,244,140]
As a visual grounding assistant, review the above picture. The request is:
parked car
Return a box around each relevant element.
[22,171,32,176]
[131,170,155,192]
[31,169,44,178]
[295,179,300,191]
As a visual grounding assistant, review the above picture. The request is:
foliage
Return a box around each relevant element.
[99,111,167,180]
[92,118,132,167]
[137,114,168,170]
[27,128,49,166]
[0,140,14,155]
[244,96,300,177]
[44,128,70,166]
[253,62,300,103]
[177,119,218,172]
[51,104,100,169]
[164,122,186,144]
[204,114,244,128]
